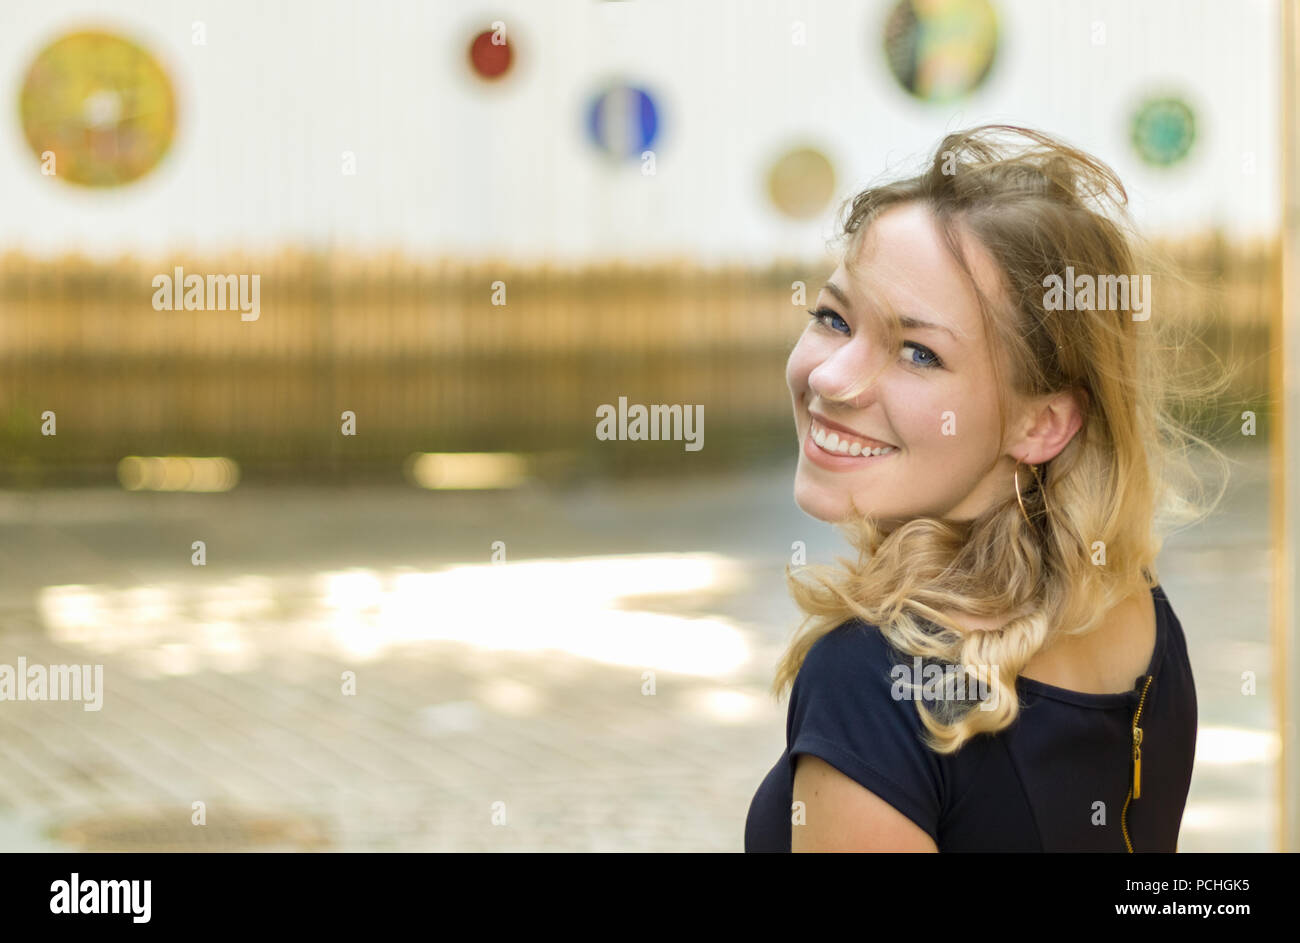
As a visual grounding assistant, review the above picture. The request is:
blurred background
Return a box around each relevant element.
[0,0,1283,851]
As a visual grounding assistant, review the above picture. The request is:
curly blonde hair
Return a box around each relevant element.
[772,124,1232,752]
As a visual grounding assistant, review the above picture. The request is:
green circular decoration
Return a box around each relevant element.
[19,29,177,187]
[767,147,836,220]
[882,0,999,103]
[1130,96,1196,167]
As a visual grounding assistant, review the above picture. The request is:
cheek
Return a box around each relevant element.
[894,382,993,454]
[868,375,956,451]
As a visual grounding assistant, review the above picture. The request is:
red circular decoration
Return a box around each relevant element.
[469,30,512,80]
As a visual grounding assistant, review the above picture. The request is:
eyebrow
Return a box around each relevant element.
[822,281,854,309]
[898,315,959,341]
[821,281,960,342]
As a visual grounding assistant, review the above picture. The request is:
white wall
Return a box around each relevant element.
[0,0,1279,262]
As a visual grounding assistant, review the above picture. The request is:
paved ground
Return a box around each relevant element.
[0,443,1276,851]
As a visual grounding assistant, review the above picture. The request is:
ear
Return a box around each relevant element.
[1014,387,1087,465]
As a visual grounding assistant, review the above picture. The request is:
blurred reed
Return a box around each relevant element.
[0,233,1274,487]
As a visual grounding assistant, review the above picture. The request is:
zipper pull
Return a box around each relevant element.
[1132,725,1143,799]
[1123,675,1155,851]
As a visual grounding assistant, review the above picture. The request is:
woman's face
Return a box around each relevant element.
[787,201,1022,527]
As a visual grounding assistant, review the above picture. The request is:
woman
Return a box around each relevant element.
[744,125,1228,852]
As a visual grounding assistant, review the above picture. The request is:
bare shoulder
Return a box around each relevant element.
[791,754,938,852]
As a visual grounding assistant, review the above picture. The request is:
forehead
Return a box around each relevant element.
[830,202,1002,345]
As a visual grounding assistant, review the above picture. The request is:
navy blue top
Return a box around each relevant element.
[745,584,1196,852]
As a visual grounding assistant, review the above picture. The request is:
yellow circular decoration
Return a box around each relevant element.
[767,147,836,220]
[20,30,177,187]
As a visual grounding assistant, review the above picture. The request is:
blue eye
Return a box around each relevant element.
[807,307,849,334]
[903,342,943,369]
[808,307,944,370]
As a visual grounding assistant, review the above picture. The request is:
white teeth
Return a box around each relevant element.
[810,420,896,458]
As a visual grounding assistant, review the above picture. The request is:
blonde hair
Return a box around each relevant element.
[773,124,1232,752]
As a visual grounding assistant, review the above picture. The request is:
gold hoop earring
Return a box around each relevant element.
[1014,459,1040,526]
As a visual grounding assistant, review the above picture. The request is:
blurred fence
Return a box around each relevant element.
[0,232,1276,487]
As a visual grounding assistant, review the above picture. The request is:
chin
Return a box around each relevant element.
[795,477,906,531]
[794,479,856,524]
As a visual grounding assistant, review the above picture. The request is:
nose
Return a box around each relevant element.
[807,340,882,409]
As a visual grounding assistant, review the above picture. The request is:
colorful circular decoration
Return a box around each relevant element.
[882,0,999,103]
[19,29,177,187]
[468,27,512,80]
[585,84,660,161]
[767,147,836,220]
[1130,96,1196,167]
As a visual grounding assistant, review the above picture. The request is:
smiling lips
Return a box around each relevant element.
[808,418,897,457]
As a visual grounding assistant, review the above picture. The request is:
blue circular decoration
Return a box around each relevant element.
[585,84,660,160]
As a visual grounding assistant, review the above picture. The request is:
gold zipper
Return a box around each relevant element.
[1121,674,1154,853]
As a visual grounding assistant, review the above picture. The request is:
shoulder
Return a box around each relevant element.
[1153,585,1190,660]
[797,620,902,689]
[791,620,922,720]
[789,622,940,761]
[1151,585,1198,714]
[786,619,946,845]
